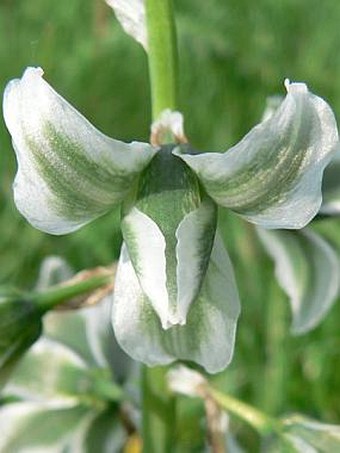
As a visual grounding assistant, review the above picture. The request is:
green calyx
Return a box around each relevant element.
[0,294,42,388]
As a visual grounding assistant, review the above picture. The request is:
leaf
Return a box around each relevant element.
[175,81,339,229]
[3,67,156,235]
[257,227,339,334]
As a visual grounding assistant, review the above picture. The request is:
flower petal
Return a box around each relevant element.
[121,145,217,329]
[112,234,240,374]
[283,415,340,451]
[2,338,88,403]
[175,199,217,324]
[257,227,339,334]
[175,82,339,229]
[0,401,94,453]
[35,256,73,290]
[121,207,169,328]
[105,0,147,50]
[3,67,156,234]
[319,148,340,215]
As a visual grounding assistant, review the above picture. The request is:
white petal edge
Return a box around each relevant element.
[3,67,156,234]
[112,233,240,374]
[175,81,339,229]
[105,0,147,50]
[121,207,170,328]
[35,256,73,290]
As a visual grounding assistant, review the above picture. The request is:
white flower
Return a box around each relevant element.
[3,67,338,373]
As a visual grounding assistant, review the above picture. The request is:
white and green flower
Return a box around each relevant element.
[266,414,340,452]
[0,257,133,453]
[3,66,339,373]
[256,96,340,336]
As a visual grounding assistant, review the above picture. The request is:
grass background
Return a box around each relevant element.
[1,0,340,450]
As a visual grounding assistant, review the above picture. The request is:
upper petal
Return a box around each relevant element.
[105,0,147,50]
[3,67,156,235]
[175,81,339,229]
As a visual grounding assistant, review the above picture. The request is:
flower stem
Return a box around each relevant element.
[261,280,290,414]
[142,366,176,453]
[31,271,113,313]
[145,0,179,120]
[142,2,178,450]
[210,389,282,436]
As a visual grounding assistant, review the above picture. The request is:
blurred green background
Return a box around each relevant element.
[1,0,340,450]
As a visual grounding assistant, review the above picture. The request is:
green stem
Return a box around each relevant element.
[145,0,179,120]
[31,274,112,313]
[261,280,289,414]
[142,366,176,453]
[211,389,282,436]
[142,2,178,451]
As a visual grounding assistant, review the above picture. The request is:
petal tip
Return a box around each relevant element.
[23,66,44,79]
[284,78,308,94]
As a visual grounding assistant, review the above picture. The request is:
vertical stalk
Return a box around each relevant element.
[145,0,179,119]
[142,366,176,453]
[142,2,178,451]
[260,281,290,414]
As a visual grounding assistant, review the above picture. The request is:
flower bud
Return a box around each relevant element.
[0,290,42,388]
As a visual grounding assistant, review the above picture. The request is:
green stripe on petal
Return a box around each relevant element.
[175,198,217,323]
[175,82,339,229]
[257,227,340,334]
[3,338,88,403]
[3,67,156,234]
[112,234,240,374]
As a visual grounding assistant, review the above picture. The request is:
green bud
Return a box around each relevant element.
[0,290,42,388]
